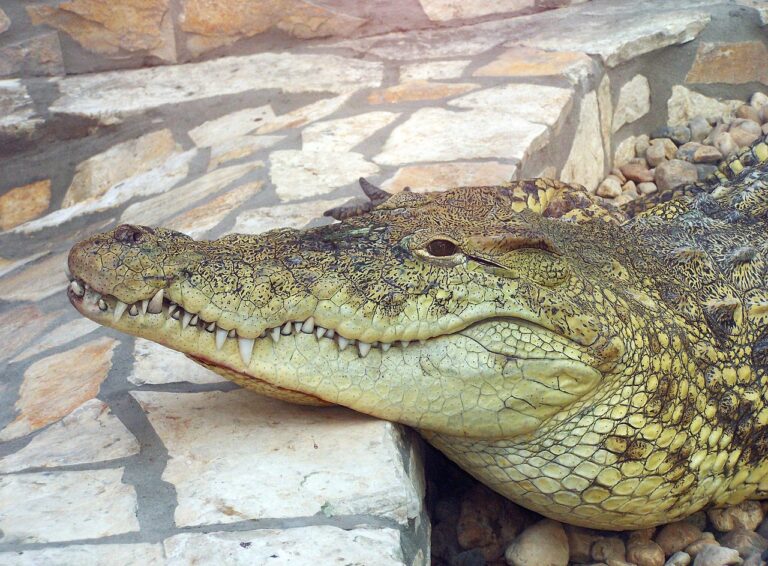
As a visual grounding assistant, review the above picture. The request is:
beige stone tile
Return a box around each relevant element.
[419,0,533,21]
[189,106,275,148]
[667,85,743,127]
[0,252,47,278]
[0,399,139,472]
[132,390,421,526]
[0,180,51,231]
[374,107,548,166]
[63,129,180,207]
[0,337,117,441]
[474,46,591,79]
[612,74,650,132]
[302,111,399,153]
[0,469,139,543]
[0,544,163,565]
[367,80,479,105]
[0,32,64,78]
[163,527,404,565]
[208,135,284,171]
[231,197,350,234]
[400,60,471,82]
[270,150,378,202]
[12,317,100,363]
[382,162,518,193]
[0,252,69,301]
[255,93,352,134]
[121,161,263,226]
[686,41,768,85]
[128,338,226,385]
[0,304,62,365]
[560,91,605,193]
[52,53,382,119]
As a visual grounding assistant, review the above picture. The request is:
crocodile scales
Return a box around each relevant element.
[67,133,768,530]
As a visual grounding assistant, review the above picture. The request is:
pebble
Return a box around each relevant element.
[457,484,524,560]
[623,180,638,196]
[760,105,768,124]
[750,92,768,109]
[646,141,668,167]
[736,104,761,124]
[689,116,712,143]
[675,142,722,164]
[637,181,658,194]
[696,164,718,181]
[635,134,651,158]
[627,539,665,566]
[718,528,768,558]
[762,123,768,136]
[655,159,698,191]
[686,533,719,557]
[611,167,627,184]
[729,119,762,148]
[592,537,627,562]
[565,525,601,563]
[713,132,738,158]
[657,521,704,556]
[665,551,693,566]
[704,122,728,146]
[691,545,741,566]
[684,513,709,532]
[651,125,692,145]
[620,161,655,183]
[596,175,623,198]
[708,502,764,532]
[504,519,569,566]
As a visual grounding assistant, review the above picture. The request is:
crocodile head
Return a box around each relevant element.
[68,180,706,528]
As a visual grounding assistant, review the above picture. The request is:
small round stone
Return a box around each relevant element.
[637,181,658,195]
[750,91,768,109]
[592,536,627,562]
[685,534,718,557]
[504,519,569,566]
[565,525,600,563]
[611,167,627,183]
[635,134,651,158]
[597,176,623,198]
[620,161,655,183]
[712,132,738,158]
[626,539,664,566]
[691,544,741,566]
[718,528,768,558]
[646,141,668,167]
[655,159,698,192]
[735,104,761,123]
[651,125,691,145]
[708,502,764,532]
[689,115,712,143]
[656,521,703,556]
[729,119,762,148]
[665,551,692,566]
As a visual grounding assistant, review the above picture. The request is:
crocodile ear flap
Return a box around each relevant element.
[324,178,401,221]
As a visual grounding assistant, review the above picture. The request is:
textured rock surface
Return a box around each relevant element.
[686,41,768,85]
[0,32,64,78]
[128,338,226,385]
[382,161,518,193]
[560,91,605,192]
[613,74,651,132]
[0,252,70,301]
[367,80,479,105]
[0,179,51,230]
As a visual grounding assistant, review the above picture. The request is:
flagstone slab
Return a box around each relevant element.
[612,74,651,132]
[473,46,592,82]
[367,80,480,105]
[254,93,353,135]
[0,399,139,472]
[0,32,64,78]
[419,0,534,22]
[231,197,350,234]
[0,544,163,565]
[208,135,285,171]
[301,111,399,153]
[163,526,405,565]
[128,338,226,385]
[382,161,518,193]
[0,252,69,301]
[0,304,62,365]
[132,390,422,527]
[189,106,276,148]
[400,60,471,82]
[560,90,605,192]
[0,80,41,136]
[0,469,139,543]
[0,179,51,231]
[12,317,100,363]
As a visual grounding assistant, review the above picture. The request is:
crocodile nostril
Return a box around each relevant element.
[114,224,144,244]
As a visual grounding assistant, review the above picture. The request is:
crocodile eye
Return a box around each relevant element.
[426,239,459,257]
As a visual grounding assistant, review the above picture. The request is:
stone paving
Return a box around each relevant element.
[0,1,767,564]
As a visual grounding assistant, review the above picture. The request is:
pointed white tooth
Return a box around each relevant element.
[325,329,335,339]
[358,342,371,357]
[382,343,391,352]
[98,298,108,311]
[190,315,199,326]
[293,321,302,333]
[301,317,315,333]
[182,311,193,329]
[206,322,216,332]
[171,309,181,320]
[69,280,85,297]
[338,336,349,350]
[271,327,281,342]
[281,322,292,335]
[168,303,178,317]
[113,301,128,321]
[228,329,236,338]
[259,330,267,338]
[238,337,255,365]
[215,328,227,350]
[129,304,139,316]
[141,299,149,315]
[315,326,326,339]
[147,289,163,314]
[400,340,410,348]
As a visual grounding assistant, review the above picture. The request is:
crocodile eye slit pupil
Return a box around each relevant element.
[426,239,458,257]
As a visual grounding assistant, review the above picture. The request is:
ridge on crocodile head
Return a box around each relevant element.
[68,145,768,530]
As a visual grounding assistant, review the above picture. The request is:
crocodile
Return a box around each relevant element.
[67,134,768,530]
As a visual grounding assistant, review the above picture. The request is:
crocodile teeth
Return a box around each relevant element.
[206,322,216,332]
[98,298,108,311]
[358,342,371,357]
[69,280,85,297]
[129,304,139,316]
[215,328,227,350]
[141,299,149,315]
[325,329,335,339]
[147,289,164,314]
[228,329,236,338]
[293,321,303,333]
[171,309,181,320]
[281,322,292,335]
[238,337,254,365]
[338,336,350,350]
[381,343,391,352]
[182,311,193,330]
[400,340,410,348]
[301,317,315,333]
[190,315,199,326]
[168,303,178,317]
[315,326,325,339]
[271,327,281,342]
[113,301,128,321]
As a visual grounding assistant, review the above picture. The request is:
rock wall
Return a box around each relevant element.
[0,0,584,77]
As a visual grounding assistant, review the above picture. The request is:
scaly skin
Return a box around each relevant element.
[68,136,768,530]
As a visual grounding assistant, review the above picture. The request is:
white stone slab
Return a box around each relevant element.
[560,91,605,192]
[208,135,285,171]
[612,74,650,132]
[419,0,533,21]
[0,469,139,543]
[231,198,350,234]
[131,390,421,527]
[12,317,100,362]
[0,79,41,135]
[120,161,263,226]
[0,399,139,473]
[129,338,226,385]
[374,107,548,166]
[189,106,276,147]
[400,60,471,82]
[0,544,164,565]
[255,93,353,135]
[270,150,379,201]
[51,53,383,119]
[163,526,405,565]
[302,111,399,153]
